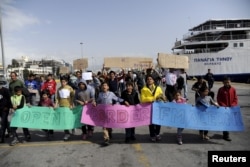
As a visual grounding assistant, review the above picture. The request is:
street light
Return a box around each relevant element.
[80,42,83,59]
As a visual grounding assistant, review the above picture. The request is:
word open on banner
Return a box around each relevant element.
[152,102,244,131]
[10,106,83,130]
[81,103,152,128]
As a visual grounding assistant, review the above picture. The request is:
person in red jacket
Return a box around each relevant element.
[41,74,57,102]
[217,77,238,141]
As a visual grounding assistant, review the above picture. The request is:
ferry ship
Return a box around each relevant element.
[172,19,250,82]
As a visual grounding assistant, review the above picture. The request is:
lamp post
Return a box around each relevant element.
[80,42,83,59]
[0,9,6,77]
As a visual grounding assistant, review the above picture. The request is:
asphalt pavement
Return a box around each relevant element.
[0,81,249,167]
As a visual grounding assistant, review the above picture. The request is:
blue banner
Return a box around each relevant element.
[152,102,244,131]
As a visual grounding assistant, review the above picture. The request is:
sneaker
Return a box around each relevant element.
[82,134,87,140]
[0,138,4,143]
[46,132,50,141]
[63,134,70,141]
[10,137,19,146]
[25,135,31,142]
[223,136,232,141]
[130,136,136,141]
[156,135,161,141]
[103,139,110,146]
[108,132,112,139]
[71,129,76,135]
[177,137,183,145]
[199,132,204,140]
[88,131,93,137]
[125,137,130,143]
[177,136,183,145]
[204,135,210,140]
[151,137,156,142]
[5,133,13,138]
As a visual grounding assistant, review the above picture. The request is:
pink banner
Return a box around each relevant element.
[81,103,152,128]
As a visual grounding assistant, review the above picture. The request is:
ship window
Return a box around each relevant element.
[240,43,244,47]
[233,43,237,47]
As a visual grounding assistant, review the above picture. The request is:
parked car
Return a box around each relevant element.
[0,78,9,89]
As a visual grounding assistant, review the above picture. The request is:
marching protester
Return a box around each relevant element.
[75,79,95,140]
[0,82,12,143]
[140,74,164,142]
[145,67,162,85]
[204,69,214,91]
[41,74,57,103]
[217,77,238,141]
[121,81,140,143]
[9,86,31,146]
[25,73,39,106]
[8,72,29,138]
[191,76,208,101]
[177,69,188,99]
[107,70,125,97]
[196,86,219,140]
[56,76,75,141]
[164,68,177,101]
[92,82,124,146]
[38,90,55,140]
[172,90,187,145]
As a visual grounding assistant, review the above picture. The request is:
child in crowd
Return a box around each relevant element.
[121,81,140,143]
[56,76,75,141]
[38,90,55,140]
[140,74,164,142]
[196,86,219,140]
[9,86,31,146]
[75,79,95,140]
[172,91,187,145]
[93,82,124,146]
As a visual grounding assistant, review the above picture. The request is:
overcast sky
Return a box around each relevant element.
[0,0,249,70]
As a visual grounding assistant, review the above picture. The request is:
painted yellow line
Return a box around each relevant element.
[132,143,151,167]
[0,140,93,148]
[0,139,127,148]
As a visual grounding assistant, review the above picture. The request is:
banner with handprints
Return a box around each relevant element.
[10,106,83,130]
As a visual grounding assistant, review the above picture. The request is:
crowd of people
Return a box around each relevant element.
[0,68,238,146]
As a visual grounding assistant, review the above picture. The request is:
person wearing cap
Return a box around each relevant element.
[75,79,95,140]
[0,82,12,143]
[56,76,75,141]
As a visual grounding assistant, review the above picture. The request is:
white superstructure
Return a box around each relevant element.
[172,19,250,82]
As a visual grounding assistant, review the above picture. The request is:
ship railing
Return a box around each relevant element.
[184,34,250,42]
[182,46,227,54]
[193,22,250,31]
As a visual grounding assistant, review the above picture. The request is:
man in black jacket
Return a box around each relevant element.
[0,83,12,143]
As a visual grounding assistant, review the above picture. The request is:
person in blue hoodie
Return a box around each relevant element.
[25,73,39,105]
[75,79,95,140]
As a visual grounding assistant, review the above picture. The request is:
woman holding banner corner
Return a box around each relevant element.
[140,74,165,142]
